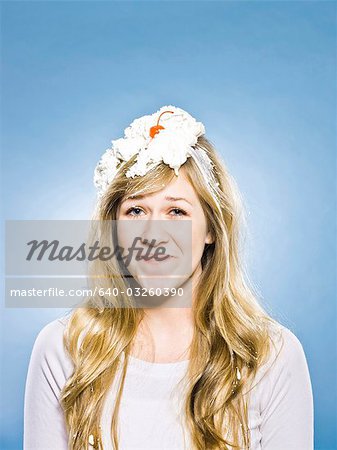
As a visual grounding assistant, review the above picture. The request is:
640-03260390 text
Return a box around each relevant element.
[8,286,185,298]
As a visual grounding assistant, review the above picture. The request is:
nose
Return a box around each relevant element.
[141,218,169,249]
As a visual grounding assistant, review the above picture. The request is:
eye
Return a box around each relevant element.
[124,206,188,218]
[169,208,187,217]
[125,207,144,217]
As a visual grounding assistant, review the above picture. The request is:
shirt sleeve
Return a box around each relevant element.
[257,326,314,450]
[23,317,74,450]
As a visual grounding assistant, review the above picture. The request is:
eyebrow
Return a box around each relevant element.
[123,194,193,206]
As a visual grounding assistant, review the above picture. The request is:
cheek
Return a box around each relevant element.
[117,219,145,244]
[116,222,135,251]
[190,220,208,264]
[116,226,126,247]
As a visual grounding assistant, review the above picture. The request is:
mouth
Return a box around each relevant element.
[141,255,175,265]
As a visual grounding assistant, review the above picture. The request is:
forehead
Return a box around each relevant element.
[123,169,198,202]
[122,171,198,204]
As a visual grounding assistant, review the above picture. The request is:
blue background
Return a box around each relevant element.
[1,1,336,449]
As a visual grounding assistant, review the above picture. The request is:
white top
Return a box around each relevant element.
[23,316,314,450]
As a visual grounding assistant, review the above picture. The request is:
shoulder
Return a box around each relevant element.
[248,324,314,450]
[267,321,304,353]
[28,314,74,381]
[24,315,76,447]
[266,323,309,373]
[36,314,69,336]
[247,322,313,407]
[256,322,310,382]
[32,314,70,354]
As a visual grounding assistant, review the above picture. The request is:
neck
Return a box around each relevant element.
[141,261,202,325]
[129,264,202,362]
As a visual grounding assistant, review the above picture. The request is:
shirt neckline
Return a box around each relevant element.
[123,351,190,376]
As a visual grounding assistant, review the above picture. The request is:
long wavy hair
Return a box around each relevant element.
[60,135,283,449]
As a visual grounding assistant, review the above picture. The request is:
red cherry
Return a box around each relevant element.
[149,110,174,138]
[149,124,165,138]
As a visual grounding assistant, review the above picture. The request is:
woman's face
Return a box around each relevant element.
[116,168,213,304]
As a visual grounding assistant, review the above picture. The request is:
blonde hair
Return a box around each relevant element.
[60,135,282,449]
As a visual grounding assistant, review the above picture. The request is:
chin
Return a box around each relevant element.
[136,275,185,292]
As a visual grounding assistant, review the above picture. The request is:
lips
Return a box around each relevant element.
[142,255,174,264]
[146,254,173,259]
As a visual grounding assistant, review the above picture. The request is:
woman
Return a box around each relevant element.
[24,106,314,450]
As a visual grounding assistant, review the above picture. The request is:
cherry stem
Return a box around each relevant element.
[156,110,174,126]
